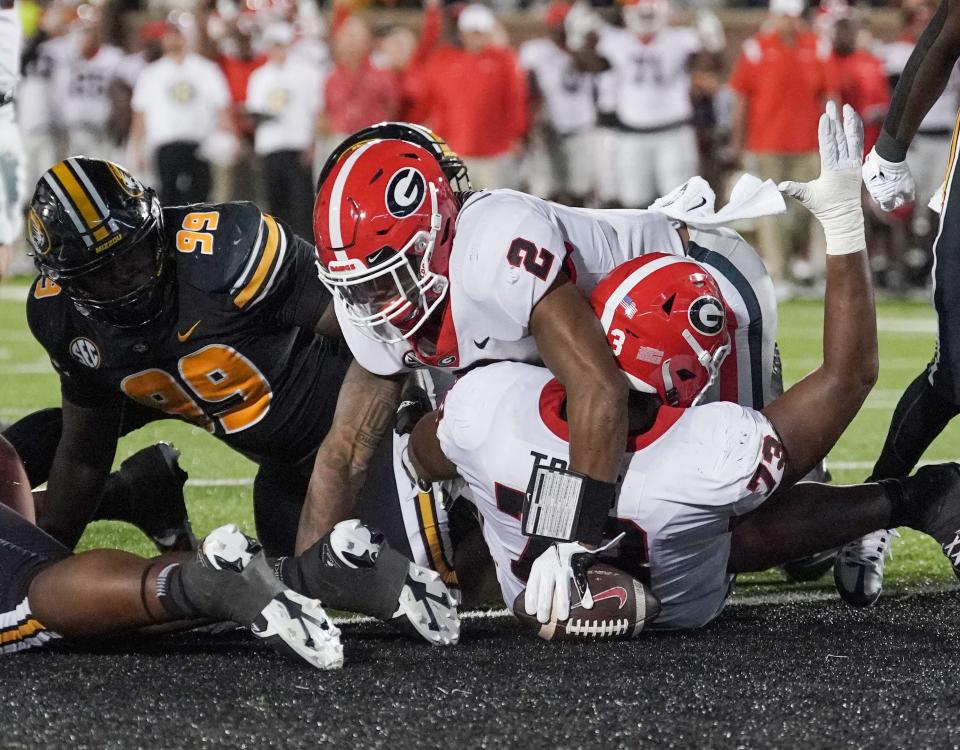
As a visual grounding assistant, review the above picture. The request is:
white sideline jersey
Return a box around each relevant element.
[338,188,777,411]
[0,3,19,102]
[16,33,77,134]
[55,44,124,130]
[597,26,700,130]
[518,37,595,135]
[436,362,785,629]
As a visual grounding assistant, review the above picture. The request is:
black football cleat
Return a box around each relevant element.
[781,549,839,582]
[905,463,960,580]
[117,443,196,552]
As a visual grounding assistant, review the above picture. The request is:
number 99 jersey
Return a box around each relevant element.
[27,202,345,466]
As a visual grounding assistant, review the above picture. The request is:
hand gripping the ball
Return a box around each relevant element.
[778,102,866,255]
[524,534,624,624]
[862,146,916,212]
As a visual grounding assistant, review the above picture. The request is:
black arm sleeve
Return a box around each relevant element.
[879,0,960,160]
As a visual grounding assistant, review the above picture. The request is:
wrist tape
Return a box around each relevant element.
[521,466,616,545]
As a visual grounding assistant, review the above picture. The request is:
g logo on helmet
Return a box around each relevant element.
[385,168,426,218]
[27,208,51,256]
[688,296,724,336]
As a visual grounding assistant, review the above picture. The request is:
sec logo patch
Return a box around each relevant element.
[69,338,101,369]
[385,168,426,218]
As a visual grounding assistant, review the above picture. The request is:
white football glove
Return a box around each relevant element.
[778,102,866,255]
[524,534,623,624]
[862,145,916,212]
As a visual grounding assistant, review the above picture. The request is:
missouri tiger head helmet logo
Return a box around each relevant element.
[107,162,145,198]
[27,207,51,256]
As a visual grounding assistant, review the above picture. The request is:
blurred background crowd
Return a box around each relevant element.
[2,0,957,298]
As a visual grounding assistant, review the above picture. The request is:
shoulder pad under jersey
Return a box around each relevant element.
[164,202,288,309]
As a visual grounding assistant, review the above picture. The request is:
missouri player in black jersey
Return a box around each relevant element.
[0,433,343,667]
[839,0,960,607]
[23,157,459,645]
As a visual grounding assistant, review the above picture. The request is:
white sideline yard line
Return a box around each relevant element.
[187,478,254,487]
[332,583,959,626]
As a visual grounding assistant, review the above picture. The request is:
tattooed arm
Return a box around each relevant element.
[296,361,403,553]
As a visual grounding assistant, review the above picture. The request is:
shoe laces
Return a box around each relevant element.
[841,529,900,568]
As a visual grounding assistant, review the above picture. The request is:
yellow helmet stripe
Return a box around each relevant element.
[51,161,105,234]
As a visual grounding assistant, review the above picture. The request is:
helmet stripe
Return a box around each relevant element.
[68,157,111,218]
[42,172,92,244]
[598,254,685,333]
[50,161,106,237]
[328,139,380,257]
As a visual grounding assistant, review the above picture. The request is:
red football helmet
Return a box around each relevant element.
[590,253,731,407]
[313,139,460,343]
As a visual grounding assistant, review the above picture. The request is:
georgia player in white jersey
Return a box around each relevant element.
[413,256,784,628]
[405,107,960,628]
[306,134,775,563]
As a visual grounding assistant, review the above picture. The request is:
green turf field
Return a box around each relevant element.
[3,279,959,593]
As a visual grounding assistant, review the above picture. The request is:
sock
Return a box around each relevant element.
[91,473,133,523]
[879,479,916,529]
[273,531,409,620]
[158,555,282,625]
[155,563,203,620]
[871,371,960,480]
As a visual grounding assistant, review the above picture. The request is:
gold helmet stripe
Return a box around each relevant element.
[50,161,106,234]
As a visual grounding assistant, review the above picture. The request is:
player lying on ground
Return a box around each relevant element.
[308,120,805,584]
[408,105,960,629]
[23,157,458,644]
[0,434,342,667]
[842,0,960,606]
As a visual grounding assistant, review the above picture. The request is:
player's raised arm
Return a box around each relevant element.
[297,361,403,553]
[764,103,877,485]
[863,0,960,210]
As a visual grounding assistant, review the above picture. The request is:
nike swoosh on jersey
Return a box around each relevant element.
[177,320,202,343]
[591,586,627,609]
[474,337,490,349]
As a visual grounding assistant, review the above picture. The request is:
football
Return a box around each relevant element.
[512,563,661,641]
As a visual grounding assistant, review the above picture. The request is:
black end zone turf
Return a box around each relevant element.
[2,591,959,748]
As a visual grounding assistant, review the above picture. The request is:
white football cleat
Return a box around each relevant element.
[251,591,343,671]
[199,525,343,669]
[392,563,461,646]
[833,528,900,607]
